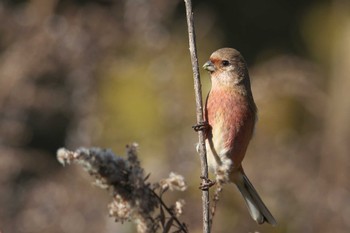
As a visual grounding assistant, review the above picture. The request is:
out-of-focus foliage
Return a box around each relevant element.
[0,0,349,233]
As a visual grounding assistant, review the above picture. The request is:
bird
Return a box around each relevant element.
[201,47,276,225]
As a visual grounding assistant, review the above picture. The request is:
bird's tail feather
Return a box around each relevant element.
[235,172,277,225]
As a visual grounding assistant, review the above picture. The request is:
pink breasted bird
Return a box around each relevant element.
[202,48,276,225]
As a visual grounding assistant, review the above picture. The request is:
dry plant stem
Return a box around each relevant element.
[210,185,223,229]
[57,146,188,233]
[151,189,188,233]
[183,0,210,233]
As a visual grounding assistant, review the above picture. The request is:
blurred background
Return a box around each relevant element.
[0,0,349,232]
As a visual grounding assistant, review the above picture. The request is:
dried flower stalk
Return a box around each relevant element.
[57,143,188,233]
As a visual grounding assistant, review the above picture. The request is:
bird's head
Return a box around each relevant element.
[203,48,249,86]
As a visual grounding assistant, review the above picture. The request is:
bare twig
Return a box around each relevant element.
[151,189,188,233]
[183,1,210,233]
[210,185,223,228]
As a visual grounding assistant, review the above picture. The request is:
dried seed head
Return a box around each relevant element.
[160,172,187,192]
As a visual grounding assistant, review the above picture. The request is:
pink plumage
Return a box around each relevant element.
[205,87,255,169]
[203,48,276,225]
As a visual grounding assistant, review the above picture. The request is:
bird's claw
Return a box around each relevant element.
[192,121,210,132]
[199,176,216,190]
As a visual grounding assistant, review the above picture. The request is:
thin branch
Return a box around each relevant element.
[183,1,210,233]
[151,189,188,233]
[210,185,223,229]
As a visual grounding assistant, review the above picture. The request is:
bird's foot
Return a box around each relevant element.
[199,176,216,190]
[192,121,210,132]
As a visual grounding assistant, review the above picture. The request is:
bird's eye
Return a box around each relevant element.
[221,60,230,66]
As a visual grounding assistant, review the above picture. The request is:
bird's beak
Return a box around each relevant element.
[203,61,215,72]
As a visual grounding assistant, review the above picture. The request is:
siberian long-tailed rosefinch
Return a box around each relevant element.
[202,48,276,225]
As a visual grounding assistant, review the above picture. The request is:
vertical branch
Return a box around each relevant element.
[183,1,210,233]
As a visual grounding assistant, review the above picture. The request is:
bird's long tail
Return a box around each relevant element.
[234,171,277,225]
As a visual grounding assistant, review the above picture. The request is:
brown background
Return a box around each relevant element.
[0,0,349,233]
